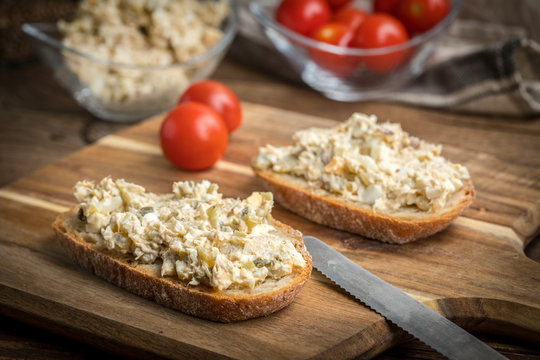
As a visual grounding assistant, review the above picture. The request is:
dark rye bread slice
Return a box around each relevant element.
[253,169,475,244]
[53,208,312,323]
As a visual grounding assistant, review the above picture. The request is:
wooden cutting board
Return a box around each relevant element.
[0,103,539,359]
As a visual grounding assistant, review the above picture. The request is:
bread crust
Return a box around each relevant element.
[53,209,312,322]
[253,169,475,244]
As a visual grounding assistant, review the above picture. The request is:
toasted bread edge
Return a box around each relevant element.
[53,209,312,323]
[253,169,475,244]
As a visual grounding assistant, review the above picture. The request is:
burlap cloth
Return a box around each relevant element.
[232,0,540,117]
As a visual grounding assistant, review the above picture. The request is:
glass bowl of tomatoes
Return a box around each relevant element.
[250,0,463,101]
[22,0,239,123]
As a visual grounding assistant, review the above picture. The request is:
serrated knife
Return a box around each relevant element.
[303,236,508,360]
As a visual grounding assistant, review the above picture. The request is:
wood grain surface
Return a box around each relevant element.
[1,98,539,359]
[1,57,540,359]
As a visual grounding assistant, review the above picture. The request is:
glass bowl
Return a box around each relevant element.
[250,0,463,102]
[22,0,238,123]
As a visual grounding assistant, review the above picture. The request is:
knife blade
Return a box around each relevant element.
[303,235,508,360]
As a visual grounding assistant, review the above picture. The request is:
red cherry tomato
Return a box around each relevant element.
[178,80,242,133]
[351,14,409,73]
[333,7,368,32]
[373,0,401,16]
[311,22,353,47]
[275,0,332,36]
[326,0,353,10]
[309,22,356,76]
[160,103,228,171]
[397,0,450,34]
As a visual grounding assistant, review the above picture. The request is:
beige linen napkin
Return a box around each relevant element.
[387,20,540,116]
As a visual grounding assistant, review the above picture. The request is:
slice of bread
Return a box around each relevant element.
[252,169,475,244]
[53,208,312,322]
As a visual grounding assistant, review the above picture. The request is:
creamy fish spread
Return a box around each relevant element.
[58,0,229,109]
[74,177,305,291]
[253,113,470,213]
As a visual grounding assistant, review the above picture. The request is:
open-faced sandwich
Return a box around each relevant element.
[53,177,311,322]
[252,113,474,244]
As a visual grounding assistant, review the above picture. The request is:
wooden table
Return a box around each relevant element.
[1,56,539,359]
